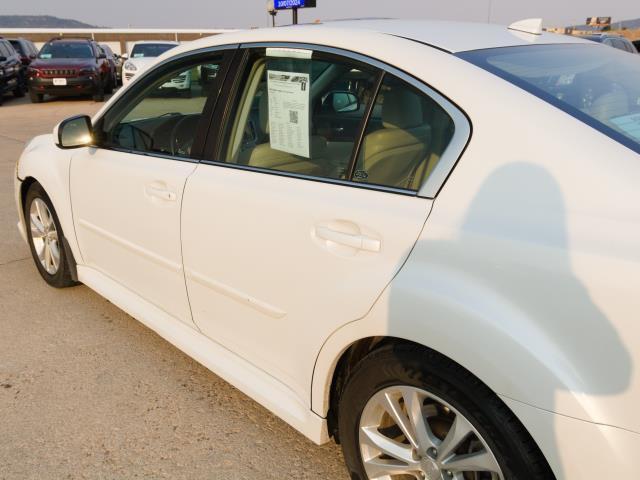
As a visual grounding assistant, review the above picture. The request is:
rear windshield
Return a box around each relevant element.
[458,44,640,155]
[39,42,94,59]
[130,43,176,58]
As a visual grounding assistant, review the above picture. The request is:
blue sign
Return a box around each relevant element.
[275,0,316,9]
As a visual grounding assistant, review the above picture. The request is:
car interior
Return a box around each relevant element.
[99,51,456,190]
[226,54,455,191]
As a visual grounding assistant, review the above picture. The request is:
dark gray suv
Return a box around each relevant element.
[0,37,27,105]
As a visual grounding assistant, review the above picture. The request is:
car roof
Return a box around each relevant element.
[48,38,94,43]
[131,40,179,45]
[183,19,589,54]
[315,19,589,52]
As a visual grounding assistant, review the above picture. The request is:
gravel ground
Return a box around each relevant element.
[0,93,347,479]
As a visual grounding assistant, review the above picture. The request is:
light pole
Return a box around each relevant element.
[487,0,493,24]
[267,0,277,27]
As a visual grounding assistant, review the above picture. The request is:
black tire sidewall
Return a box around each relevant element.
[338,345,549,480]
[24,184,72,287]
[93,80,105,102]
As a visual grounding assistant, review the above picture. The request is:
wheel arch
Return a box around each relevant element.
[17,135,83,267]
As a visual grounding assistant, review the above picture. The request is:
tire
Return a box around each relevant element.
[14,78,27,97]
[338,344,554,480]
[24,183,78,288]
[104,73,114,94]
[29,91,43,103]
[92,81,105,102]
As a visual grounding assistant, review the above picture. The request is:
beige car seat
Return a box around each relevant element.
[357,88,432,189]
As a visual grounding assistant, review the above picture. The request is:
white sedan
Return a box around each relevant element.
[14,19,640,479]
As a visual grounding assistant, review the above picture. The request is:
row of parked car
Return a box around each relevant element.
[1,32,639,106]
[0,36,183,105]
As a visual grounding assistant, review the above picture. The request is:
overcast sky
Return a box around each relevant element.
[4,0,638,29]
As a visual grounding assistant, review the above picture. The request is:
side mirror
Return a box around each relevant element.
[54,115,94,149]
[0,56,6,62]
[324,91,360,113]
[29,54,37,59]
[98,52,107,59]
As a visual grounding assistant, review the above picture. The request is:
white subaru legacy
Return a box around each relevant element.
[14,19,640,479]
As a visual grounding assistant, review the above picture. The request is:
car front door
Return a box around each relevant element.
[181,46,462,400]
[70,48,234,326]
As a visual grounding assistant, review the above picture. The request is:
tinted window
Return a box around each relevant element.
[1,42,13,57]
[97,54,226,158]
[222,49,380,180]
[9,40,24,55]
[39,42,93,59]
[353,75,455,190]
[131,43,176,58]
[459,44,640,155]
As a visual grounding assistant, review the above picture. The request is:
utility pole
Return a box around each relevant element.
[292,7,299,25]
[487,0,493,23]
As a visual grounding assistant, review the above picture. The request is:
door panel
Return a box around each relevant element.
[70,51,232,327]
[70,148,197,326]
[182,165,431,399]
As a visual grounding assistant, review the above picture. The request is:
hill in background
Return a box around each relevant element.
[0,15,99,28]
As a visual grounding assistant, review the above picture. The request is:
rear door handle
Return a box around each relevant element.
[315,226,380,252]
[145,185,177,202]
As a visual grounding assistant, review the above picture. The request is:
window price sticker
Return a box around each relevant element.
[267,70,310,158]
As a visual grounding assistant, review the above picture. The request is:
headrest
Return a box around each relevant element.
[590,90,629,124]
[382,88,424,130]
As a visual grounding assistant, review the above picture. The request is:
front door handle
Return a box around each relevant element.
[145,184,177,202]
[315,226,380,252]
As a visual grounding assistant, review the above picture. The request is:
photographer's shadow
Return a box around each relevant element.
[390,162,632,476]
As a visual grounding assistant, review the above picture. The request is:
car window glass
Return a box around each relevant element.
[613,39,626,51]
[352,75,455,191]
[9,41,23,55]
[458,44,640,155]
[39,42,93,59]
[131,43,176,58]
[222,49,380,181]
[97,54,226,158]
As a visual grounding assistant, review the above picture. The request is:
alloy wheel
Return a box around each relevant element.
[359,386,504,480]
[29,198,60,275]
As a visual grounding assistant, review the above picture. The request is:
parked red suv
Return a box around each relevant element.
[27,38,116,103]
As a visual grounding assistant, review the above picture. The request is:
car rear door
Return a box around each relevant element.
[181,45,465,400]
[70,47,235,327]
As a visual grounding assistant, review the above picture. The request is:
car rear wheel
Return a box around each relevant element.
[93,81,105,102]
[14,77,27,97]
[29,91,43,103]
[25,183,78,288]
[104,73,114,94]
[338,344,554,480]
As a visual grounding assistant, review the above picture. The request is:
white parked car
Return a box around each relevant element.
[14,19,640,479]
[122,40,179,86]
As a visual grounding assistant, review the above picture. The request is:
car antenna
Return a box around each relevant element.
[508,18,543,35]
